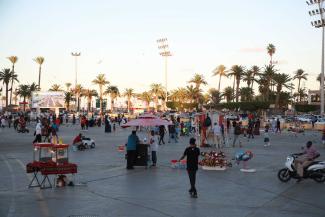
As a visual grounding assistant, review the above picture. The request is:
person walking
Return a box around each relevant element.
[212,122,221,148]
[158,125,166,145]
[248,120,254,139]
[275,118,281,133]
[263,128,270,147]
[232,122,242,148]
[168,123,178,143]
[126,130,139,170]
[149,130,158,167]
[179,137,200,198]
[33,122,42,143]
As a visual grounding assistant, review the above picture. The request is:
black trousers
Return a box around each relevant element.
[159,134,165,145]
[187,169,197,194]
[151,151,157,165]
[127,150,136,169]
[33,134,42,143]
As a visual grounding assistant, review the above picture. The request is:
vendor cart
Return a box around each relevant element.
[134,143,150,167]
[26,143,77,189]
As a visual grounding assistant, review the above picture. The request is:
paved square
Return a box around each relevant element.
[1,124,325,217]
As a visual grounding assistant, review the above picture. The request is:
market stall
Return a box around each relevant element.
[26,143,77,189]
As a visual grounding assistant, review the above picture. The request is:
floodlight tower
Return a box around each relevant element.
[157,38,172,111]
[71,52,81,88]
[307,0,325,115]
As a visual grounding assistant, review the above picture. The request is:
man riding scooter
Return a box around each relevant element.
[72,133,86,151]
[295,141,320,182]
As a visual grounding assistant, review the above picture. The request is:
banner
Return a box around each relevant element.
[32,91,65,108]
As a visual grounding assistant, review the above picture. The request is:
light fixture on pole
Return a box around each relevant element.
[157,38,172,111]
[71,52,81,88]
[307,0,325,115]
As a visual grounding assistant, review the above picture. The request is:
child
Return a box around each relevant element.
[149,130,158,167]
[264,128,270,147]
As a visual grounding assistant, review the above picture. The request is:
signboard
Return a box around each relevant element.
[32,91,65,108]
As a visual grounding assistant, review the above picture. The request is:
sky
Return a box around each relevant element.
[0,0,322,95]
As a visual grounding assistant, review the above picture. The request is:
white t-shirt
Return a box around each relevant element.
[150,135,158,152]
[213,125,221,135]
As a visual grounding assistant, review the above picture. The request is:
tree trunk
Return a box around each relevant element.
[111,99,114,112]
[218,74,222,91]
[236,79,240,103]
[128,98,131,113]
[88,97,91,112]
[99,86,103,115]
[23,96,26,111]
[232,77,236,102]
[298,79,301,101]
[155,96,158,112]
[5,84,8,107]
[38,65,41,90]
[9,64,14,105]
[146,102,150,112]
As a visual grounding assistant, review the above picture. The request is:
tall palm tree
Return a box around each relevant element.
[140,91,152,111]
[49,84,63,91]
[7,56,18,105]
[17,84,31,111]
[64,91,74,111]
[105,85,119,112]
[208,88,222,104]
[33,56,45,90]
[82,89,98,112]
[188,73,207,90]
[293,69,308,94]
[212,65,227,91]
[186,85,201,104]
[0,68,12,107]
[273,73,292,109]
[228,65,245,102]
[65,82,72,91]
[124,88,134,113]
[267,44,276,65]
[73,84,83,112]
[150,83,164,112]
[250,65,260,89]
[92,74,109,114]
[223,86,234,103]
[243,69,254,88]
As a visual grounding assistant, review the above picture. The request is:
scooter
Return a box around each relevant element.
[278,153,325,183]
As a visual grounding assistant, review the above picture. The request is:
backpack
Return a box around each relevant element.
[204,116,212,127]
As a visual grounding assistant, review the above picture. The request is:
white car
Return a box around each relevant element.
[297,116,312,123]
[82,137,96,149]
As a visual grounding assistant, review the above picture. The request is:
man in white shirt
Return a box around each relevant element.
[213,122,222,148]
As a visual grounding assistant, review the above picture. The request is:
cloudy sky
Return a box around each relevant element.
[0,0,321,94]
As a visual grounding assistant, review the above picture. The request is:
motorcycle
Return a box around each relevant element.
[278,153,325,183]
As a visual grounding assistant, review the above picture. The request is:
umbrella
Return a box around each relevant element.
[121,117,172,127]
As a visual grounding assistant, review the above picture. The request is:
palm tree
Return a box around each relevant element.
[150,83,164,112]
[240,87,254,102]
[243,69,254,88]
[0,68,12,107]
[82,89,98,112]
[188,73,207,90]
[49,84,63,91]
[293,69,308,94]
[267,44,276,65]
[33,56,45,90]
[228,65,245,102]
[105,85,119,112]
[212,65,227,91]
[249,66,261,89]
[73,84,83,111]
[29,82,39,92]
[124,88,134,113]
[92,74,109,114]
[17,84,31,111]
[140,91,152,111]
[64,91,74,111]
[65,82,72,91]
[261,64,277,101]
[273,73,292,109]
[7,56,18,105]
[223,86,233,103]
[208,88,222,104]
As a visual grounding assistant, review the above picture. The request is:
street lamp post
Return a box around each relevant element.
[71,52,81,88]
[157,38,172,111]
[307,0,325,115]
